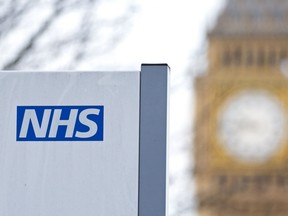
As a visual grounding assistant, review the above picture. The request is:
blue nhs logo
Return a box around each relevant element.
[17,106,104,141]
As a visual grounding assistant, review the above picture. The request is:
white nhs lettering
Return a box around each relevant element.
[17,106,103,141]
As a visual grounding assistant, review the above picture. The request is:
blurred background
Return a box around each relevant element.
[4,0,288,215]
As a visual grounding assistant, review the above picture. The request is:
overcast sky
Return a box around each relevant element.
[94,0,226,71]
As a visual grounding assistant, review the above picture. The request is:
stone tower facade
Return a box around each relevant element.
[195,0,288,215]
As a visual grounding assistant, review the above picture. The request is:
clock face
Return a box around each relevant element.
[218,91,287,163]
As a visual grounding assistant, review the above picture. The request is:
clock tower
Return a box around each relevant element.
[195,0,288,215]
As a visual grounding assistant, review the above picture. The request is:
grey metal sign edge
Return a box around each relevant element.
[138,64,170,216]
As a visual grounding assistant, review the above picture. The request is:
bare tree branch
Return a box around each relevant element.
[0,0,137,70]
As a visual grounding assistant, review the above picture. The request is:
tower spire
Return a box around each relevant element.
[210,0,288,37]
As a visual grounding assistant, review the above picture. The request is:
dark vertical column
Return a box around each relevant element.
[138,64,169,216]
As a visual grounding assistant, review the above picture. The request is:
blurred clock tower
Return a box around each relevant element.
[195,0,288,215]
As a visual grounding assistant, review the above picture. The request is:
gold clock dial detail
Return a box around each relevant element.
[218,90,286,163]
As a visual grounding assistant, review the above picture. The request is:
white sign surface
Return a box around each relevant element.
[0,72,139,216]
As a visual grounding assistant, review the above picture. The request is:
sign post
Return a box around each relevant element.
[0,64,169,216]
[139,64,169,216]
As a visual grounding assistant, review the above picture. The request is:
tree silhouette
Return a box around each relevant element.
[0,0,136,70]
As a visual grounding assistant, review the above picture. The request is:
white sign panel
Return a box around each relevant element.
[0,64,169,216]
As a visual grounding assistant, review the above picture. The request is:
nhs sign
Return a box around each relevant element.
[0,64,169,216]
[17,106,104,141]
